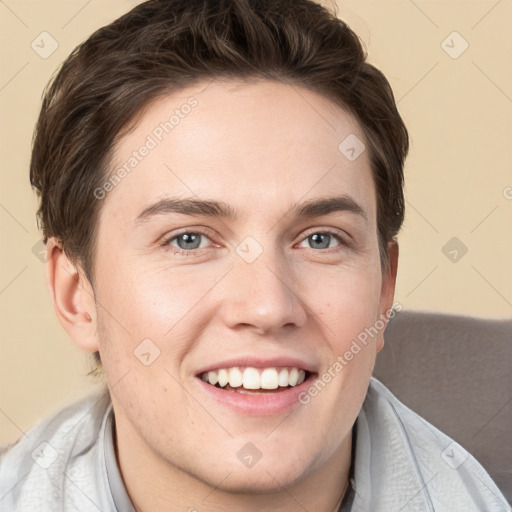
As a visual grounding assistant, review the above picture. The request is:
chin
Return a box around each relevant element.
[209,467,307,495]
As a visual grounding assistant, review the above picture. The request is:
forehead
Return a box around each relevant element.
[103,79,376,226]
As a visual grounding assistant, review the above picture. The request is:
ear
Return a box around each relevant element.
[375,239,399,353]
[45,237,99,353]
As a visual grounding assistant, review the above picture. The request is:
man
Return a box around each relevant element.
[0,0,508,511]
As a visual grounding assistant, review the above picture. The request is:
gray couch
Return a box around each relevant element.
[373,310,512,504]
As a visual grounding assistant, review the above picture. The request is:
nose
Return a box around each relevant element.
[218,249,308,335]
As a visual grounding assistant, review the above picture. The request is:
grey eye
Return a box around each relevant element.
[174,233,203,250]
[301,233,340,250]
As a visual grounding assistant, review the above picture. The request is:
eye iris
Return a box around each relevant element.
[309,233,331,249]
[177,233,201,250]
[173,233,335,251]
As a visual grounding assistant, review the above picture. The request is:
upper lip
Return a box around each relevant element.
[195,356,318,377]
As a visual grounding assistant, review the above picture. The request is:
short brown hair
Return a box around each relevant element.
[30,0,408,366]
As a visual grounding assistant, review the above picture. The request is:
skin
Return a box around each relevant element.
[46,79,398,512]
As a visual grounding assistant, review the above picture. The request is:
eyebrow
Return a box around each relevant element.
[133,195,368,226]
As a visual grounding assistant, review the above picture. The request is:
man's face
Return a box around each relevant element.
[90,79,396,491]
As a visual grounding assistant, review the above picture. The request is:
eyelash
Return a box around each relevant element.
[160,228,348,257]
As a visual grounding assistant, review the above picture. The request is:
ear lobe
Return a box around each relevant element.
[45,237,99,353]
[376,239,400,353]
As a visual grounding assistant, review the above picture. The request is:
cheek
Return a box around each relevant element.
[93,257,224,366]
[96,253,186,327]
[300,261,383,342]
[305,272,381,427]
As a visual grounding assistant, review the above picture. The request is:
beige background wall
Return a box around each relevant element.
[1,0,511,444]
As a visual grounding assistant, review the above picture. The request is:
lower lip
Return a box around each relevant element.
[195,374,316,416]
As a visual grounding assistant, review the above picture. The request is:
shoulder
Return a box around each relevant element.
[354,377,510,512]
[0,390,115,512]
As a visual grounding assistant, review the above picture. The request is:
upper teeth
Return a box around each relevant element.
[201,367,306,389]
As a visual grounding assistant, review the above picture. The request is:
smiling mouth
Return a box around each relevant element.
[197,366,315,394]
